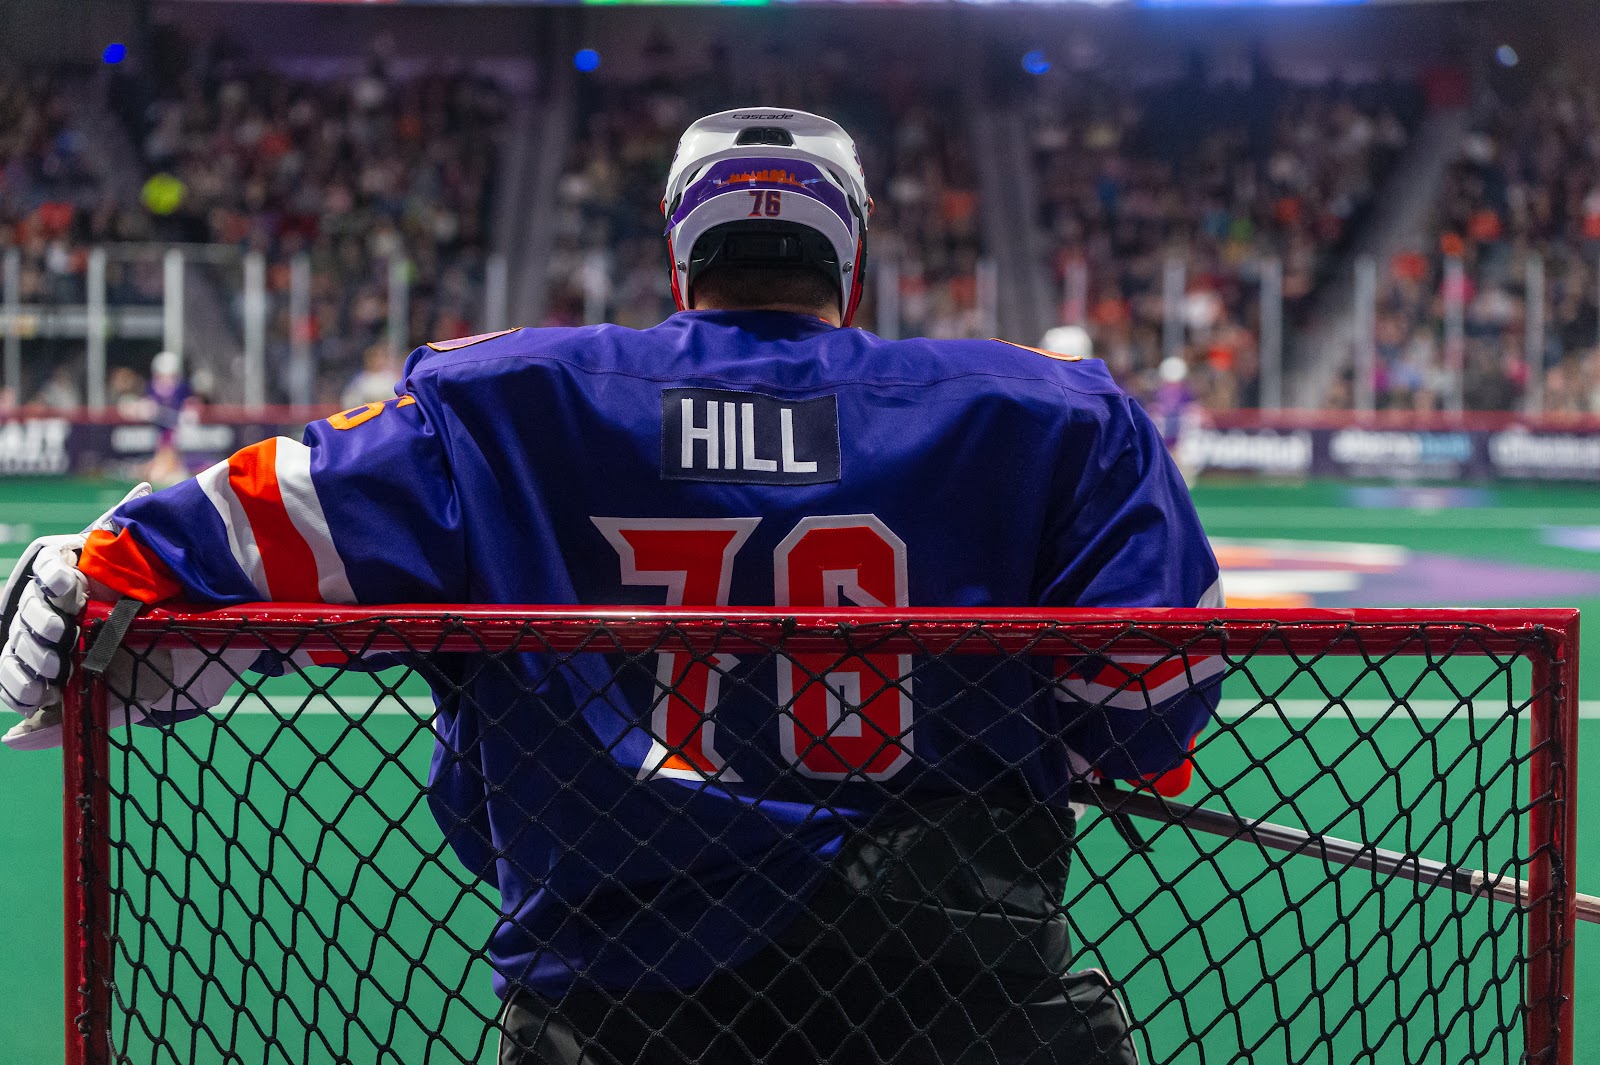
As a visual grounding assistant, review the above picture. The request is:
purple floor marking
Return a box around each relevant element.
[1316,552,1600,607]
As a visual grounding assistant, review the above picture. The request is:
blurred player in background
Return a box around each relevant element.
[140,350,194,486]
[0,108,1220,1064]
[342,343,405,409]
[1151,356,1203,485]
[1039,325,1094,364]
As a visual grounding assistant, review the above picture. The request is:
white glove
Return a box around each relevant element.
[0,483,152,750]
[2,643,260,753]
[0,542,88,713]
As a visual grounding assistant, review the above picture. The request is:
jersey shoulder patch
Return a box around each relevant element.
[990,338,1084,362]
[426,328,521,352]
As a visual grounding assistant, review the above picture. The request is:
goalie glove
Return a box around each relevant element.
[0,484,152,750]
[4,640,262,753]
[0,543,88,712]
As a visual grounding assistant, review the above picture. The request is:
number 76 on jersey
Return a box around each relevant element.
[592,514,911,784]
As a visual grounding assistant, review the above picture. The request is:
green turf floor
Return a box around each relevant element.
[0,477,1595,1064]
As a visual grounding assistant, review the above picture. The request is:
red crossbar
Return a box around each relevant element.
[80,601,1581,659]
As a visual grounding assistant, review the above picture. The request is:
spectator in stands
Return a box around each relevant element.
[1,66,167,406]
[31,363,80,411]
[109,365,147,418]
[341,343,402,409]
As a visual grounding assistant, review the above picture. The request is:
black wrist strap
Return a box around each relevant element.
[83,597,143,676]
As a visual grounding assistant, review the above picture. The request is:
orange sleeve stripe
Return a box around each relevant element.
[304,650,350,666]
[1135,734,1200,797]
[79,528,187,605]
[228,437,324,601]
[1142,759,1194,798]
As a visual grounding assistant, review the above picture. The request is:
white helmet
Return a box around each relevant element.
[151,350,181,378]
[1159,356,1189,384]
[1040,325,1093,361]
[663,107,871,325]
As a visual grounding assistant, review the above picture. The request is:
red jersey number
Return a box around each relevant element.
[594,514,911,782]
[775,516,912,780]
[591,518,758,781]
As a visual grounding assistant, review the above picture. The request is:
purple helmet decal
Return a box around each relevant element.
[666,157,854,235]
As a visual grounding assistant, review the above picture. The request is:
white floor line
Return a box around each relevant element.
[1215,698,1600,721]
[218,694,1600,721]
[220,694,436,718]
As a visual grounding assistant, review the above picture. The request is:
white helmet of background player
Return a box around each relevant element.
[663,107,872,326]
[1040,326,1093,361]
[151,350,181,378]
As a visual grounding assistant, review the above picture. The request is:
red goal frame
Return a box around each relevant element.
[60,603,1581,1065]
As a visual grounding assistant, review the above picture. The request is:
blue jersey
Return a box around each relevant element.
[80,310,1222,996]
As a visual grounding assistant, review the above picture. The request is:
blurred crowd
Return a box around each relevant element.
[1027,61,1419,413]
[2,43,509,410]
[0,65,164,410]
[132,41,507,403]
[0,66,159,304]
[546,38,983,338]
[15,33,1600,420]
[1368,83,1600,414]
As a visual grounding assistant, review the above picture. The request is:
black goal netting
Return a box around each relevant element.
[61,607,1578,1065]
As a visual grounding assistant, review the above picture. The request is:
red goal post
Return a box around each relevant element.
[60,604,1580,1065]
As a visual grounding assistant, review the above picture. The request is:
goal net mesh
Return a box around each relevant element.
[61,607,1578,1065]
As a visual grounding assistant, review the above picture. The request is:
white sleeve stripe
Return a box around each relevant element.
[273,437,356,604]
[1056,653,1226,708]
[195,459,269,599]
[1051,580,1224,708]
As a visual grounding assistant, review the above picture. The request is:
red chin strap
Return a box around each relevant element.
[840,237,866,327]
[667,235,687,312]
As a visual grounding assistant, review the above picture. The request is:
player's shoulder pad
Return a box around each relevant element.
[424,327,522,353]
[406,324,592,377]
[990,338,1084,363]
[409,324,618,373]
[985,337,1121,395]
[407,327,526,376]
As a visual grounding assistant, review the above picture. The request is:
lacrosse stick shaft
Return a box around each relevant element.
[1071,782,1599,925]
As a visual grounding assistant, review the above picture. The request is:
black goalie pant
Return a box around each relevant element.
[498,799,1137,1065]
[497,943,1138,1065]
